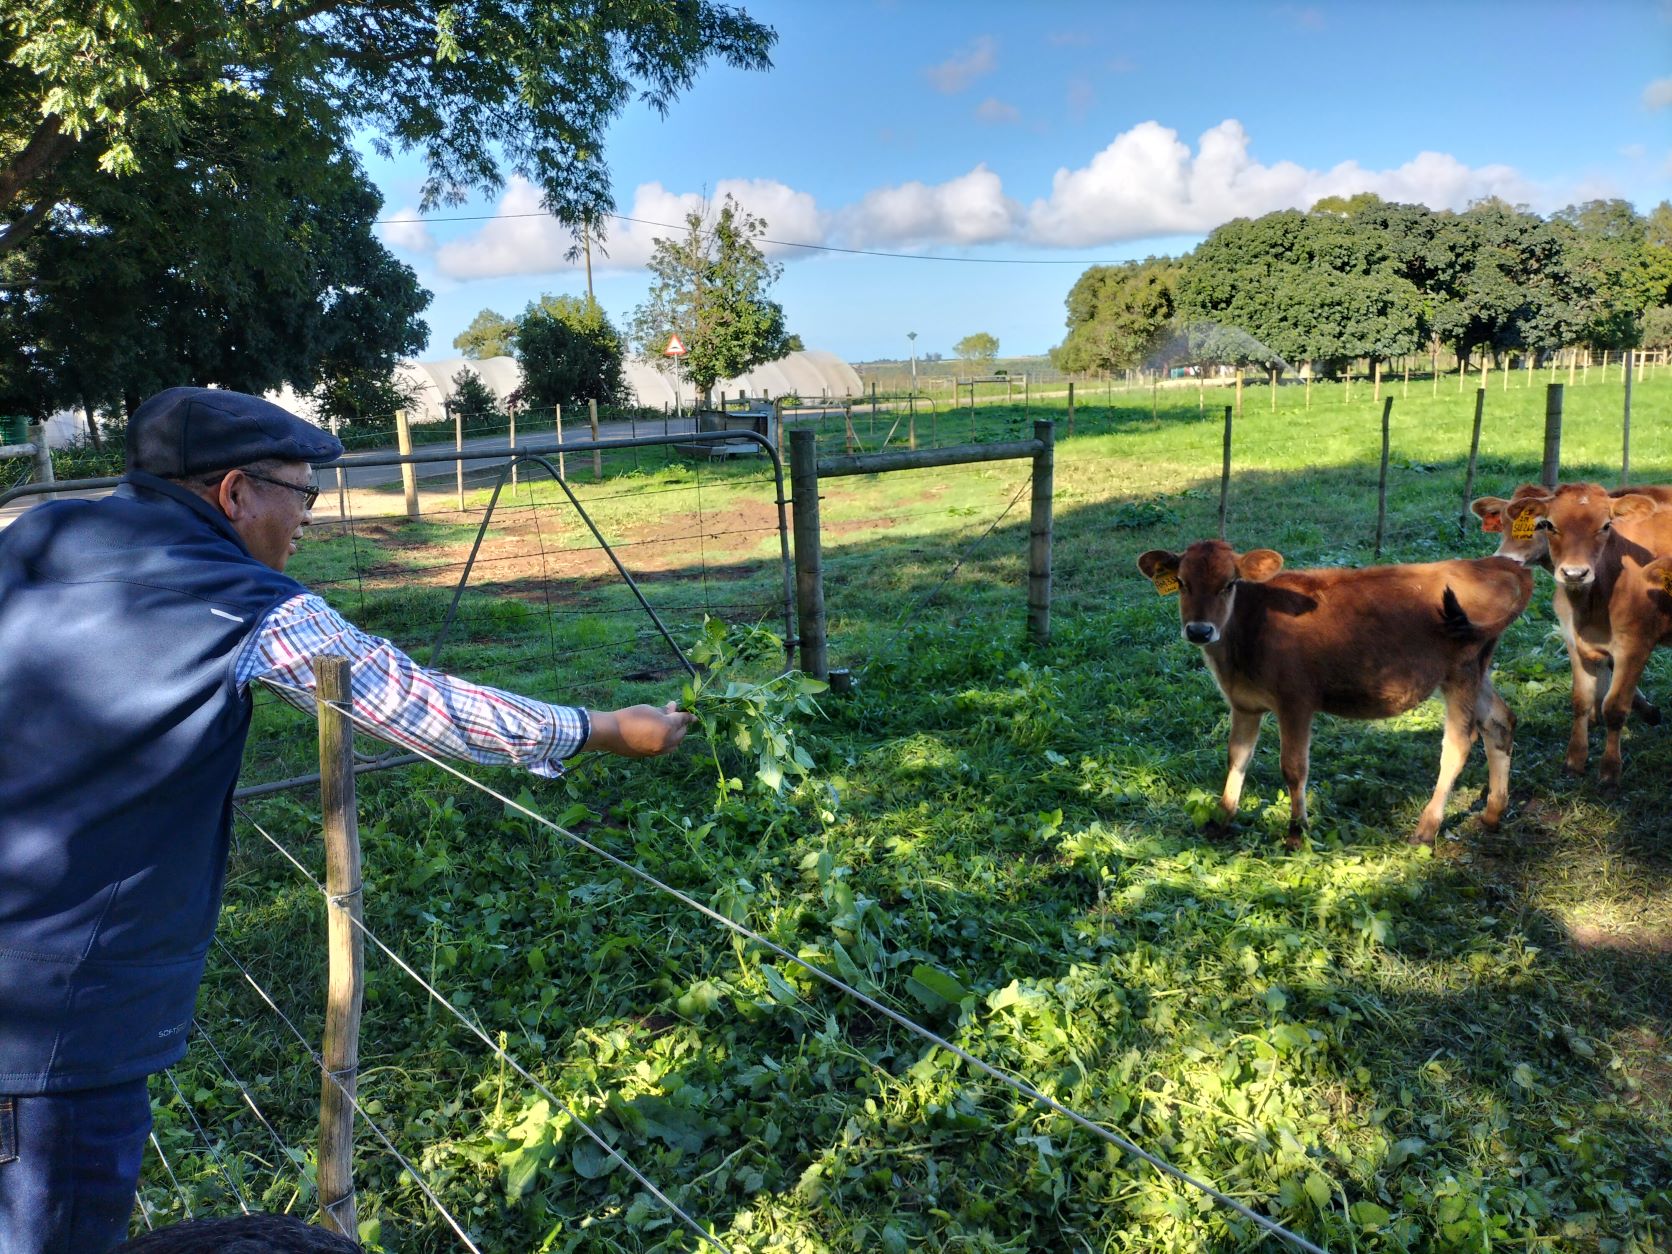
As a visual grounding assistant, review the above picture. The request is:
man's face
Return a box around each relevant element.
[215,461,316,571]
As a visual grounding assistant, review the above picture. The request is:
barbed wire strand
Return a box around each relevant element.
[133,1183,157,1232]
[255,679,1327,1254]
[162,1067,254,1215]
[210,936,486,1254]
[147,1129,196,1220]
[229,803,730,1254]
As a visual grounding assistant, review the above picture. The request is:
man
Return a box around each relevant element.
[0,388,693,1254]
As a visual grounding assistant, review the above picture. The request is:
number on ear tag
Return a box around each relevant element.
[1510,512,1538,540]
[1481,513,1503,533]
[1153,571,1180,597]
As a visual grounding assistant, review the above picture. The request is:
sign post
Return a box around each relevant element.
[663,334,689,424]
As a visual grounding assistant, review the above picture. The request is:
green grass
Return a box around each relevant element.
[144,373,1672,1252]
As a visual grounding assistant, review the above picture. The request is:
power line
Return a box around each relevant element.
[374,208,1121,266]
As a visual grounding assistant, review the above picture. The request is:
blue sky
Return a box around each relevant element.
[368,1,1672,364]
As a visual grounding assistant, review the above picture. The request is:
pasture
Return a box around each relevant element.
[157,375,1671,1252]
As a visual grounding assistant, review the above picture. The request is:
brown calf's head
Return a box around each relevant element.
[1137,540,1284,645]
[1505,483,1658,591]
[1471,483,1556,566]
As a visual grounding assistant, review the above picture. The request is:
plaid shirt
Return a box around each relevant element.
[237,593,589,777]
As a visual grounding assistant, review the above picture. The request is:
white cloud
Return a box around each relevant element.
[975,97,1020,124]
[1026,119,1533,246]
[925,36,997,93]
[841,164,1021,247]
[378,207,434,253]
[433,177,824,279]
[1644,77,1672,109]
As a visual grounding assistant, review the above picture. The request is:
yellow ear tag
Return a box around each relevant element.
[1153,571,1180,597]
[1660,569,1672,597]
[1510,512,1538,540]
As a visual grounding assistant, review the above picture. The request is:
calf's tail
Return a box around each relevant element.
[1439,586,1483,642]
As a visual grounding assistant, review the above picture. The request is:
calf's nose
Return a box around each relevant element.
[1559,565,1591,584]
[1184,622,1217,645]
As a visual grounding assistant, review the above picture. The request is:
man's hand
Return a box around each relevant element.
[583,701,696,758]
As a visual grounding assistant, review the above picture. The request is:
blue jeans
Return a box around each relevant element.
[0,1079,151,1254]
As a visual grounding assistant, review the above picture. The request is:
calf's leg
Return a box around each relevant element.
[1275,706,1314,840]
[1565,649,1602,774]
[1216,706,1264,825]
[1598,645,1654,786]
[1475,678,1515,828]
[1413,681,1477,845]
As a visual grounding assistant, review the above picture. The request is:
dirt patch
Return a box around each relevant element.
[1566,922,1672,956]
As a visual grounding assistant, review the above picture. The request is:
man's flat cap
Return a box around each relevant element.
[127,387,343,477]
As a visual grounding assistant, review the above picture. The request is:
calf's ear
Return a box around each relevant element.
[1237,549,1284,581]
[1610,493,1657,520]
[1509,483,1550,501]
[1136,550,1179,580]
[1471,496,1507,531]
[1642,558,1672,602]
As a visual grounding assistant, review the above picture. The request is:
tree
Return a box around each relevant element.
[1431,199,1576,366]
[1551,199,1660,350]
[2,2,776,258]
[629,195,792,404]
[0,85,427,420]
[512,294,626,412]
[449,367,502,421]
[454,310,517,360]
[1050,259,1178,374]
[953,332,1000,363]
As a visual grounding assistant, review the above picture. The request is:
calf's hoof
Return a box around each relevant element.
[1409,815,1441,846]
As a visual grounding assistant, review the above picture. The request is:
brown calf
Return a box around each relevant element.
[1504,484,1672,783]
[1470,482,1672,725]
[1137,541,1532,845]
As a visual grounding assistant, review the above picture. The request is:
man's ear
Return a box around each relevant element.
[1611,493,1657,520]
[1237,549,1283,582]
[1136,550,1179,581]
[1471,496,1508,532]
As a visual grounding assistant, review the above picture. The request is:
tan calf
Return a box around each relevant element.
[1137,541,1532,845]
[1471,482,1672,725]
[1504,484,1672,783]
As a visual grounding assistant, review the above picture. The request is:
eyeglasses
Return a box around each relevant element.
[238,469,320,510]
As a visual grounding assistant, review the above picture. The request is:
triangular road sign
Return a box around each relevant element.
[663,334,689,357]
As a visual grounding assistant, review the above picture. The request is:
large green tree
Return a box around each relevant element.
[1050,258,1177,374]
[1551,199,1661,350]
[512,293,626,411]
[629,194,792,403]
[1,1,776,257]
[0,88,427,420]
[953,332,1000,364]
[453,309,517,360]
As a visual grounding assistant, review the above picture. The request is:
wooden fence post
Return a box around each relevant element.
[508,405,518,488]
[586,399,601,480]
[1066,380,1075,438]
[393,408,418,518]
[26,422,54,485]
[1542,382,1564,490]
[788,430,828,680]
[1621,356,1633,486]
[1218,404,1233,540]
[907,395,917,451]
[1459,387,1485,534]
[452,403,464,512]
[314,654,363,1241]
[1028,419,1054,646]
[1374,396,1393,557]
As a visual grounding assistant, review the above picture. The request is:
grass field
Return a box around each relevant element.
[146,373,1671,1252]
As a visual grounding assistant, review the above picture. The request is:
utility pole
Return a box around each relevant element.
[908,331,918,392]
[583,224,594,308]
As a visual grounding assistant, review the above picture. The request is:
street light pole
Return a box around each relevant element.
[908,331,918,392]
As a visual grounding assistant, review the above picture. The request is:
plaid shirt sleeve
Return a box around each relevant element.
[237,593,590,778]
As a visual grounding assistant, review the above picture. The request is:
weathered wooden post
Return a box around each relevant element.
[1217,404,1233,540]
[451,402,464,512]
[907,395,917,451]
[843,400,857,454]
[774,398,785,459]
[1235,366,1244,415]
[508,404,518,488]
[314,654,363,1241]
[393,408,418,518]
[1028,419,1054,646]
[1066,380,1075,438]
[1542,382,1564,490]
[1621,356,1634,486]
[1459,388,1485,535]
[589,398,602,480]
[554,404,566,480]
[788,430,827,680]
[26,422,54,486]
[1375,396,1393,557]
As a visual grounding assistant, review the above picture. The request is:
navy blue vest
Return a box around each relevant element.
[0,473,303,1092]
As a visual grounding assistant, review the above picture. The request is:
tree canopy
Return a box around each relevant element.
[629,195,793,402]
[512,293,627,412]
[454,309,518,360]
[953,332,1000,363]
[1,1,776,257]
[1049,259,1176,374]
